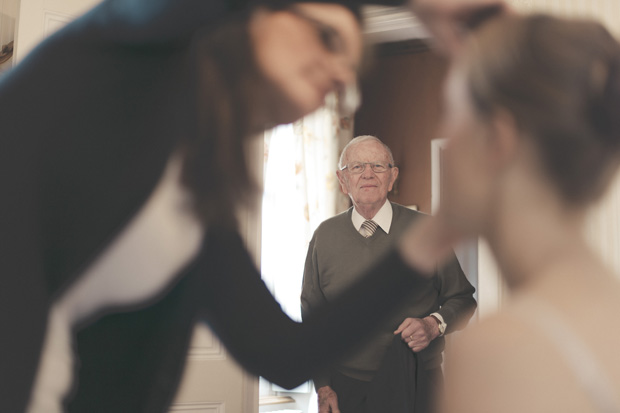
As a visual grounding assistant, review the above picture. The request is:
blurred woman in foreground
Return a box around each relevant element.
[438,14,620,412]
[0,0,508,410]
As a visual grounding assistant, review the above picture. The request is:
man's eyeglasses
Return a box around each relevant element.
[340,162,393,174]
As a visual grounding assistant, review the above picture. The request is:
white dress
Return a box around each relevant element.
[511,296,620,413]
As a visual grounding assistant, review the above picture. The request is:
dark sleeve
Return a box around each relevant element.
[435,253,477,334]
[300,233,328,320]
[78,0,236,45]
[198,225,433,390]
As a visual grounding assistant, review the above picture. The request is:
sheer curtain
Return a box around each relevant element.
[260,99,352,411]
[261,100,352,321]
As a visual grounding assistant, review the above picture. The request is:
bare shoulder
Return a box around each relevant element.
[442,309,598,413]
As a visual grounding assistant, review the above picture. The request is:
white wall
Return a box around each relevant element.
[0,0,18,74]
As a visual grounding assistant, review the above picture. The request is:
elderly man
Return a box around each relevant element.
[301,135,476,413]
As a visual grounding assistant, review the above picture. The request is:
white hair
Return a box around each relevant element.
[338,135,395,169]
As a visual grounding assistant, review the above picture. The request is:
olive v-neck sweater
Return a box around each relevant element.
[301,203,477,387]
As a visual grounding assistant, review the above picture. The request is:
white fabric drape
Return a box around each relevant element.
[261,102,353,321]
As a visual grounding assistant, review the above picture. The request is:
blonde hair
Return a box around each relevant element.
[464,14,620,205]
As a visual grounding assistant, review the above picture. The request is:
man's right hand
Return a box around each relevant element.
[317,386,340,413]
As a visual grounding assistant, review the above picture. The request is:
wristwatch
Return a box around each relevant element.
[430,313,447,336]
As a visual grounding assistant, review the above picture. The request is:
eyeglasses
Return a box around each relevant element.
[340,162,393,174]
[288,7,346,57]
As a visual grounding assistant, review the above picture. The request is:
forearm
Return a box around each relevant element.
[200,226,433,389]
[408,0,509,56]
[396,216,476,335]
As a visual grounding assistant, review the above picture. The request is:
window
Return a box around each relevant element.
[259,104,353,412]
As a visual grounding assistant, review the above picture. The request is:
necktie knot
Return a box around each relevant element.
[361,220,378,238]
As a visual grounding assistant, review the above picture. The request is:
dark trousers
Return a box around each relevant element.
[331,336,443,413]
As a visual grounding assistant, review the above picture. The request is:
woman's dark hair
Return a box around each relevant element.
[464,14,620,205]
[180,3,362,227]
[180,12,260,228]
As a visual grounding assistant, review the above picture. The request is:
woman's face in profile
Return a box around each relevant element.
[439,64,498,234]
[250,3,362,124]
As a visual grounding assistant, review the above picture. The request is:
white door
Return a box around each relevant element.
[14,0,94,61]
[13,2,260,411]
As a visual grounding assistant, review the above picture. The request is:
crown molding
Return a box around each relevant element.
[362,5,430,44]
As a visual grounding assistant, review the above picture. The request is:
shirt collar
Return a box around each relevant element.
[351,200,393,234]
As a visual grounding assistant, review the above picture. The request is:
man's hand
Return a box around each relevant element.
[317,386,340,413]
[411,0,511,56]
[394,316,440,352]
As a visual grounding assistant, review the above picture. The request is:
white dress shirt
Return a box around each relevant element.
[351,199,393,235]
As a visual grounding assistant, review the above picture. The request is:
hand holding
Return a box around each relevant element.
[411,0,511,56]
[394,316,440,352]
[317,386,340,413]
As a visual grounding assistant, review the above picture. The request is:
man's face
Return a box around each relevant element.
[337,140,399,211]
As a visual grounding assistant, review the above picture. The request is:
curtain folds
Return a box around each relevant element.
[261,98,353,321]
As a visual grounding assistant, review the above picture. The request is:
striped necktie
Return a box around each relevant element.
[361,220,379,238]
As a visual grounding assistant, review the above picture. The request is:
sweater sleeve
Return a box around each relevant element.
[198,225,434,390]
[300,233,332,389]
[301,233,329,320]
[435,252,477,334]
